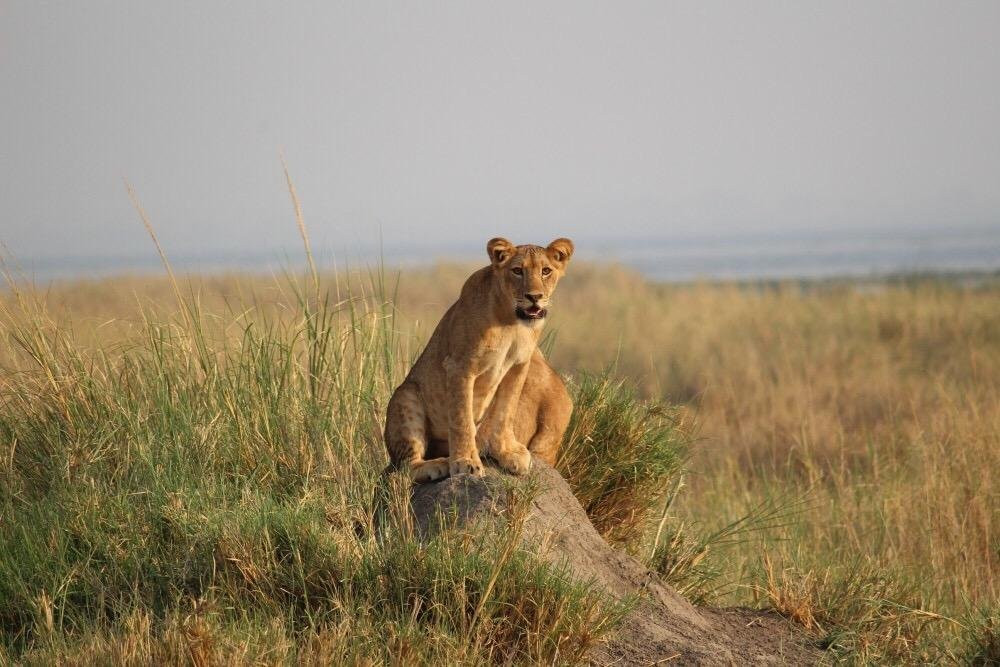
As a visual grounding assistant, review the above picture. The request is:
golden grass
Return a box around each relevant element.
[3,263,998,659]
[0,265,632,665]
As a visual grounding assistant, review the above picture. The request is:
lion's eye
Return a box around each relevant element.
[541,267,552,277]
[511,267,523,276]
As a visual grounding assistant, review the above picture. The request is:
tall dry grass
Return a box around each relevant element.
[0,264,641,664]
[391,264,1000,661]
[3,263,998,661]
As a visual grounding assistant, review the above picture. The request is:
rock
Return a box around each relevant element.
[406,459,825,666]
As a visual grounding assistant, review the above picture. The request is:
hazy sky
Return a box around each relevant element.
[2,1,999,268]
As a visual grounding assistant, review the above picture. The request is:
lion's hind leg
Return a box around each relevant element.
[527,399,570,466]
[385,383,449,483]
[515,353,573,467]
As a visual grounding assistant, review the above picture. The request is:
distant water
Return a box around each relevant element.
[11,225,1000,283]
[596,226,1000,282]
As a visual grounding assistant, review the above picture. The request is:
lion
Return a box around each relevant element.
[384,237,575,482]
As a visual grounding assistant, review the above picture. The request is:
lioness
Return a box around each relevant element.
[385,237,574,482]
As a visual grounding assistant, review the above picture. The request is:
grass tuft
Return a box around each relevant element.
[557,371,691,552]
[757,554,955,663]
[961,606,1000,666]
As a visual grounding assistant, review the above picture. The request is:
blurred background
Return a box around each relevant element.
[2,1,998,281]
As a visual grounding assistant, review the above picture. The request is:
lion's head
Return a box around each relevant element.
[487,237,574,325]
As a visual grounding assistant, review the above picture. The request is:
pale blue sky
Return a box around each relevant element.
[2,2,999,272]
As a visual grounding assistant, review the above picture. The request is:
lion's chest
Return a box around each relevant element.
[470,327,535,421]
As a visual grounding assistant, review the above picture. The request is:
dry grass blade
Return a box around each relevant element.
[123,179,188,326]
[280,153,319,296]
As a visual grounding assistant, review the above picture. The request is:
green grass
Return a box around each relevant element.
[557,372,690,553]
[0,268,669,665]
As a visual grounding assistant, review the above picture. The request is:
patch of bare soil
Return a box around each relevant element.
[407,460,825,666]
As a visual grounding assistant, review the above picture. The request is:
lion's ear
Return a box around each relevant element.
[487,237,515,266]
[546,238,574,265]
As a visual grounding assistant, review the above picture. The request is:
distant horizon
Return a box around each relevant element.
[9,220,999,283]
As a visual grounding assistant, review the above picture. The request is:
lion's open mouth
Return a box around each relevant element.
[516,305,547,321]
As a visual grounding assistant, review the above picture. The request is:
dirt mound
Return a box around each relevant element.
[408,459,824,666]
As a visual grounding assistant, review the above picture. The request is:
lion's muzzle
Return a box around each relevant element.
[516,305,547,321]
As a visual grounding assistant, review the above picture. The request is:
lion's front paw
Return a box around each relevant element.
[493,443,533,476]
[449,454,485,477]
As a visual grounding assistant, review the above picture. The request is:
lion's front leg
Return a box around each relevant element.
[479,360,533,475]
[445,362,485,477]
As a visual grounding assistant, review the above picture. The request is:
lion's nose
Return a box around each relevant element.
[525,293,543,304]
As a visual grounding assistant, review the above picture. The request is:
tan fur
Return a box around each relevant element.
[385,237,575,482]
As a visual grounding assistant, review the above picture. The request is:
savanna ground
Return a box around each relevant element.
[1,259,998,664]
